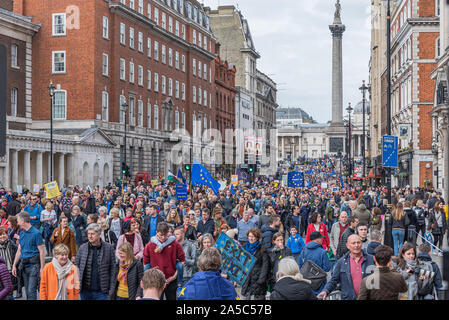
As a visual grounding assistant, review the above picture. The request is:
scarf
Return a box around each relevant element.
[117,262,130,285]
[245,241,259,255]
[52,257,74,300]
[0,241,12,271]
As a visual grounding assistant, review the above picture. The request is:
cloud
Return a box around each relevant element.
[203,0,371,123]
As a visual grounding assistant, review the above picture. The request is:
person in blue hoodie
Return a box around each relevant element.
[286,226,305,265]
[299,231,332,294]
[177,247,238,300]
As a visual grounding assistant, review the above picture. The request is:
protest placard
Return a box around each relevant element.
[44,181,61,199]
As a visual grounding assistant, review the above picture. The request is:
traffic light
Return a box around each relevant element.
[248,166,254,173]
[184,164,191,171]
[122,162,126,175]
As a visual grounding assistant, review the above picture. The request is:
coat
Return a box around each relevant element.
[72,214,87,245]
[39,261,80,300]
[115,233,144,260]
[329,222,348,255]
[357,267,407,300]
[6,199,21,217]
[184,225,197,242]
[50,226,77,259]
[197,218,215,237]
[261,225,278,251]
[270,276,317,300]
[305,223,330,250]
[353,203,371,226]
[323,250,375,300]
[241,243,269,296]
[74,240,116,296]
[267,246,292,289]
[110,259,144,300]
[0,257,12,300]
[180,240,197,280]
[336,227,355,258]
[299,241,332,293]
[177,270,238,300]
[428,209,447,235]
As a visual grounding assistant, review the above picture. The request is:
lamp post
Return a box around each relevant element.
[47,80,56,182]
[122,100,128,182]
[359,80,369,181]
[347,102,353,178]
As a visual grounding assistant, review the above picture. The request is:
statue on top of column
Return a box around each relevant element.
[334,0,341,20]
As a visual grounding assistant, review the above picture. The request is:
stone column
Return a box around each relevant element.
[66,154,73,186]
[281,137,284,159]
[58,153,65,188]
[36,151,43,186]
[11,150,18,190]
[23,150,31,189]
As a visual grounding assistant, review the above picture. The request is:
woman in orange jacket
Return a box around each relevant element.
[40,244,80,300]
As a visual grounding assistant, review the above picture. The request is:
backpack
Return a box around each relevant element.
[414,207,426,225]
[417,259,436,298]
[363,195,373,210]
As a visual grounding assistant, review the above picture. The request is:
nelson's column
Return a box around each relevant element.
[327,0,346,154]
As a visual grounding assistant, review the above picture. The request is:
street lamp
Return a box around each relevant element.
[346,102,353,178]
[47,80,56,182]
[122,100,129,182]
[359,80,369,181]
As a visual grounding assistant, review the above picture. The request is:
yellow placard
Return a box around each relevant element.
[151,179,160,186]
[44,181,61,199]
[231,175,238,186]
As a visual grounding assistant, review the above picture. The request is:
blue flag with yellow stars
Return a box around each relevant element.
[287,172,304,188]
[191,162,221,195]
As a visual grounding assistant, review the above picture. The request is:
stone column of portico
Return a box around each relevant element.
[23,150,31,189]
[58,153,65,188]
[36,151,43,187]
[66,154,73,186]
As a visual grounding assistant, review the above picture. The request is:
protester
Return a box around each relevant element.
[138,268,166,300]
[336,216,359,258]
[366,229,382,255]
[71,206,87,247]
[11,212,45,300]
[115,220,144,261]
[353,200,371,227]
[357,245,407,300]
[98,217,118,249]
[177,247,238,300]
[266,232,292,292]
[261,215,282,251]
[196,208,215,240]
[50,216,77,260]
[286,225,305,264]
[174,227,196,286]
[237,211,256,248]
[390,202,409,256]
[75,223,116,300]
[270,257,316,300]
[329,211,348,257]
[416,243,443,299]
[39,244,80,300]
[428,201,446,254]
[0,255,12,300]
[356,223,369,250]
[6,192,21,217]
[24,195,43,230]
[40,201,58,256]
[305,212,330,251]
[110,242,143,300]
[0,227,17,299]
[318,234,375,300]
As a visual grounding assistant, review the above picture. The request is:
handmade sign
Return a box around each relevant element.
[176,184,188,200]
[44,181,61,199]
[214,232,257,286]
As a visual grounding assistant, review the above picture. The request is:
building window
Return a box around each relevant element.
[10,88,17,117]
[192,29,197,45]
[147,101,151,128]
[138,65,143,86]
[175,51,179,69]
[175,21,180,36]
[193,86,196,103]
[11,44,18,68]
[204,63,207,80]
[203,90,207,107]
[129,27,134,49]
[181,24,186,40]
[120,58,126,80]
[175,110,179,129]
[154,105,159,129]
[154,41,159,61]
[175,80,179,99]
[198,62,202,79]
[129,96,136,125]
[168,78,173,96]
[168,48,173,67]
[193,59,196,76]
[147,37,152,58]
[182,111,185,129]
[169,16,173,33]
[102,91,108,121]
[436,0,441,16]
[120,23,126,44]
[138,32,143,52]
[102,16,108,39]
[138,99,143,126]
[436,37,441,57]
[138,0,143,14]
[161,75,166,94]
[198,87,202,105]
[161,12,166,29]
[129,61,134,83]
[119,95,125,123]
[161,45,166,64]
[154,7,159,24]
[182,83,186,101]
[147,3,151,19]
[52,51,66,73]
[129,0,135,9]
[53,90,66,119]
[204,35,207,50]
[198,32,202,48]
[102,53,108,76]
[181,55,186,72]
[147,70,152,90]
[52,13,66,36]
[154,72,159,92]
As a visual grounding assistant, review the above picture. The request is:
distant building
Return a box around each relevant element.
[276,107,315,128]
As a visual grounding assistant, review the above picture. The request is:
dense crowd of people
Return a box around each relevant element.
[0,159,447,300]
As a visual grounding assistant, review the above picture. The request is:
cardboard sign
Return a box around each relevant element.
[16,185,22,194]
[231,175,238,186]
[33,184,40,193]
[44,181,61,199]
[151,179,159,186]
[176,184,188,200]
[214,232,257,286]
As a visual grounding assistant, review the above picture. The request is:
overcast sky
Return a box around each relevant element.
[202,0,371,123]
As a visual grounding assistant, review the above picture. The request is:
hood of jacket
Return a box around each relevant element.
[366,241,381,255]
[357,203,367,211]
[305,241,322,251]
[273,277,311,299]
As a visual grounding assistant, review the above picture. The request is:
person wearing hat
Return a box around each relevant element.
[299,231,332,294]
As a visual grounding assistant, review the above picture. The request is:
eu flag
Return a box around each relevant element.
[230,184,236,195]
[306,179,312,189]
[287,172,304,188]
[177,168,186,184]
[191,163,221,195]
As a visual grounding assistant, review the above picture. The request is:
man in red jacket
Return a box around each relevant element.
[143,222,185,300]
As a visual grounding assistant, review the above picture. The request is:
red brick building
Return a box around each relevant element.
[214,56,236,177]
[14,0,218,180]
[390,0,440,188]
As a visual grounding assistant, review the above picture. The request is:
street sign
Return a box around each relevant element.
[382,135,399,168]
[176,184,188,200]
